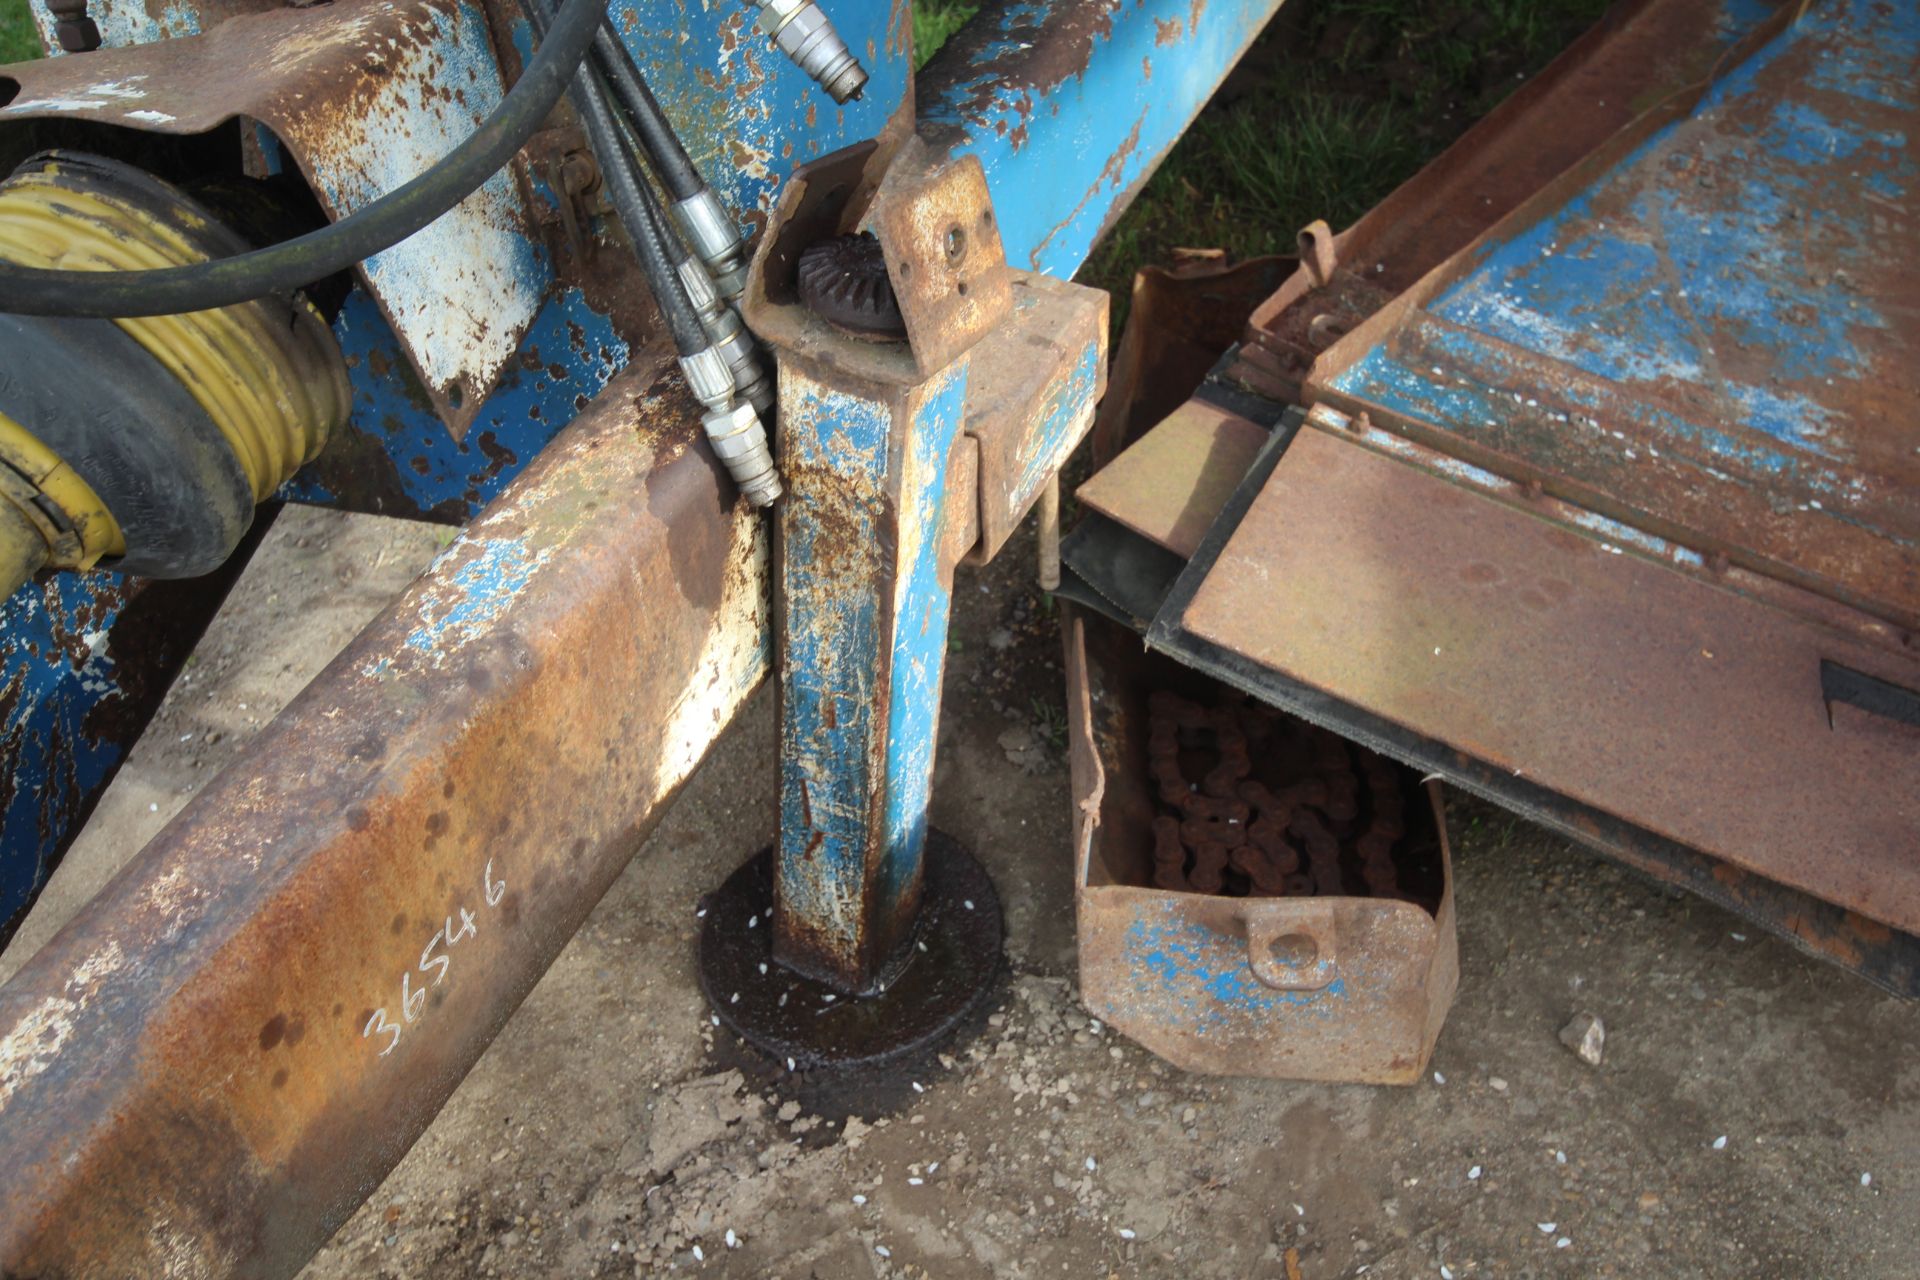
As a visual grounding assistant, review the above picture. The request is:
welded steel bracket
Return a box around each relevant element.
[736,140,1105,1013]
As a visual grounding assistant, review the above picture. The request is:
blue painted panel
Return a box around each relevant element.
[1012,336,1101,508]
[280,289,627,522]
[1321,0,1919,591]
[776,376,893,956]
[606,2,911,236]
[919,0,1284,277]
[0,574,132,931]
[1124,909,1346,1026]
[288,0,913,519]
[1425,0,1911,455]
[877,362,970,908]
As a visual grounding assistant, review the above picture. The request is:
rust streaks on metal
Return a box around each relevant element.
[0,343,771,1280]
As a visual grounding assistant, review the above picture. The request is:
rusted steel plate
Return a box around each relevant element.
[1229,0,1791,401]
[1182,425,1920,938]
[1095,253,1289,465]
[1304,0,1920,629]
[866,146,1014,377]
[961,272,1108,565]
[1,0,547,435]
[1064,610,1456,1084]
[1076,399,1267,559]
[0,346,770,1280]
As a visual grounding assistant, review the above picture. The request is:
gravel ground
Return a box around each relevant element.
[6,502,1915,1279]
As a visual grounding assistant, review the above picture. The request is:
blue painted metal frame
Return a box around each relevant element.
[1312,0,1918,624]
[774,361,971,988]
[1,0,1286,952]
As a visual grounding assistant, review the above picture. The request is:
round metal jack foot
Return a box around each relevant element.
[696,831,1004,1070]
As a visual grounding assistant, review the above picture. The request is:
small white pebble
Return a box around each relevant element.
[1089,1019,1103,1033]
[912,1081,925,1093]
[964,899,975,910]
[149,803,158,813]
[1489,1076,1508,1092]
[1433,1071,1446,1084]
[1861,1173,1872,1187]
[1468,1165,1482,1180]
[709,1015,719,1026]
[696,907,707,918]
[1537,1223,1556,1233]
[1293,1203,1305,1217]
[875,1245,892,1258]
[908,1177,923,1186]
[917,941,928,953]
[725,1229,738,1248]
[1731,933,1747,942]
[730,992,739,1004]
[1085,1156,1097,1171]
[786,1057,795,1071]
[1712,1135,1728,1150]
[610,1242,620,1252]
[1556,1237,1571,1249]
[778,993,788,1008]
[747,914,758,929]
[928,1162,940,1173]
[853,1194,867,1205]
[1555,1150,1567,1164]
[1119,1228,1136,1240]
[692,1243,705,1261]
[759,962,768,975]
[1441,1267,1454,1279]
[1433,647,1442,657]
[823,993,836,1003]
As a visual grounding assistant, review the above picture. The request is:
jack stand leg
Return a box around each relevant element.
[697,358,1004,1069]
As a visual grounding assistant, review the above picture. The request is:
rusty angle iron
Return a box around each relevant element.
[0,344,773,1278]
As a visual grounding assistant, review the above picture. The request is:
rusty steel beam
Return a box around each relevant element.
[0,344,771,1280]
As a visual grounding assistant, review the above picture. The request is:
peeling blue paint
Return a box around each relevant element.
[920,0,1285,278]
[1328,0,1914,557]
[877,364,970,907]
[1012,337,1101,507]
[281,288,627,521]
[0,574,133,931]
[775,361,970,974]
[605,1,909,227]
[777,376,893,957]
[1125,911,1347,1029]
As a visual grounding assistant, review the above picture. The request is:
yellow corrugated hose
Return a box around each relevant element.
[0,157,349,596]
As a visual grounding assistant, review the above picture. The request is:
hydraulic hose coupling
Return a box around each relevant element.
[676,257,776,420]
[674,257,772,418]
[671,188,750,301]
[682,347,781,507]
[750,0,868,105]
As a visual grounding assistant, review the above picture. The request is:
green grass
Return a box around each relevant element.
[1,0,38,64]
[1076,0,1612,306]
[913,0,976,70]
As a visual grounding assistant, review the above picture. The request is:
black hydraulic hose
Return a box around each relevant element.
[589,23,703,202]
[0,0,607,318]
[525,0,706,354]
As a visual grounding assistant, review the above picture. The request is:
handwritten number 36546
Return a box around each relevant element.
[363,861,506,1057]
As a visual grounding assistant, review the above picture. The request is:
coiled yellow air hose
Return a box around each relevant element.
[0,153,350,596]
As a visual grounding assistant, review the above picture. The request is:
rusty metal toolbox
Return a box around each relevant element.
[1064,606,1458,1084]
